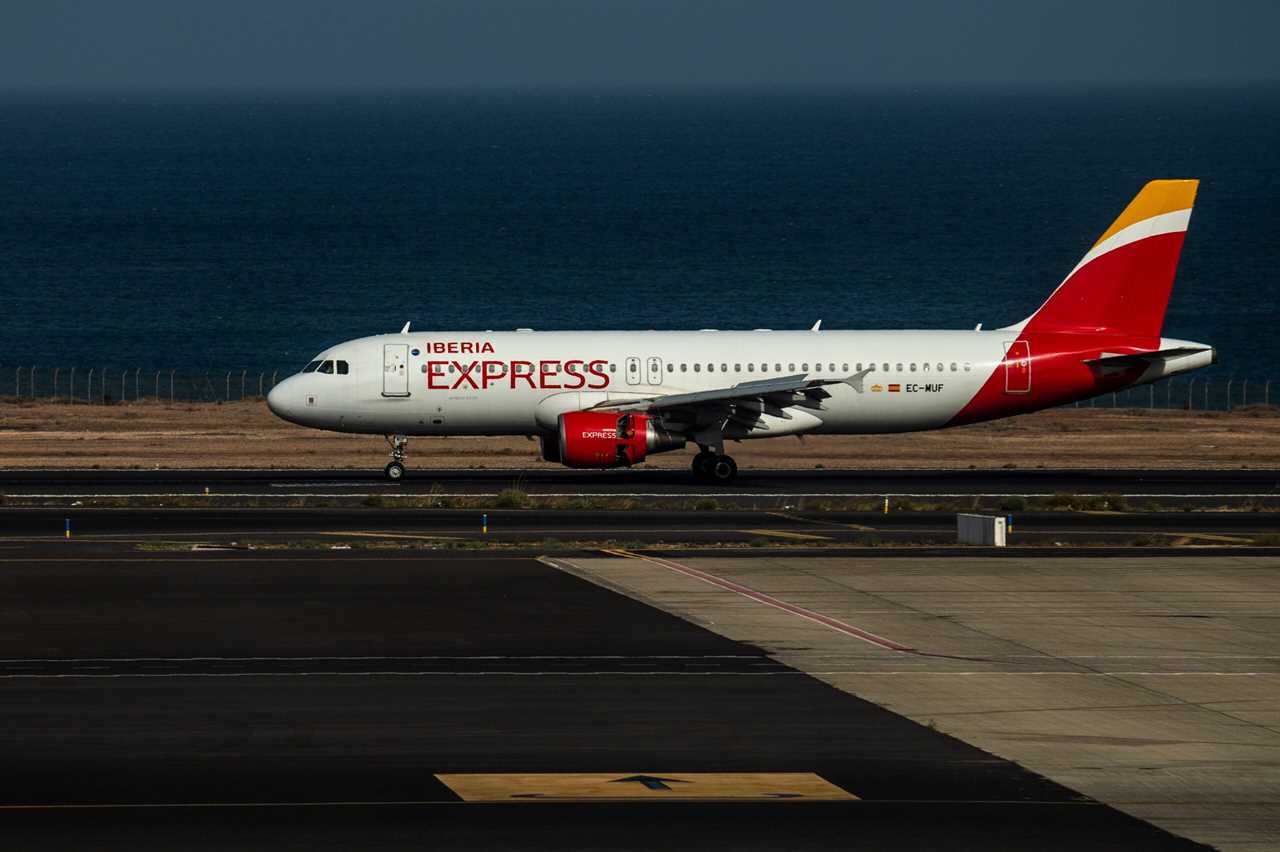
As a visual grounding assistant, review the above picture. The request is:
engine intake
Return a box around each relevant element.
[557,411,685,469]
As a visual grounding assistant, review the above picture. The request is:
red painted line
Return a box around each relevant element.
[608,550,914,653]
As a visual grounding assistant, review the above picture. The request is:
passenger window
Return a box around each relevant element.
[814,363,822,372]
[680,363,687,372]
[882,362,889,371]
[963,362,972,372]
[747,363,755,372]
[909,363,917,372]
[840,363,847,372]
[950,362,958,371]
[774,363,782,372]
[302,360,321,374]
[896,363,903,372]
[922,363,930,372]
[721,363,728,372]
[668,363,675,372]
[936,362,944,372]
[337,360,349,375]
[607,364,614,373]
[734,363,740,372]
[694,364,702,372]
[318,360,334,374]
[761,363,768,373]
[707,363,714,372]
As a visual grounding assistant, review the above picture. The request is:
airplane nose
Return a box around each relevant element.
[266,378,296,421]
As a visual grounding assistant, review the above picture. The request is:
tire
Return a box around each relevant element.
[691,451,716,480]
[709,455,738,484]
[384,461,406,482]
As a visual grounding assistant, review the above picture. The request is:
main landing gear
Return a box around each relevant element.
[384,434,408,481]
[692,449,738,484]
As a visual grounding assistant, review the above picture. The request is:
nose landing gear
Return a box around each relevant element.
[384,434,408,481]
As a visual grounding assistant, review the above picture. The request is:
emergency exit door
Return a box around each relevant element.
[383,344,410,397]
[646,356,663,385]
[1003,340,1031,394]
[625,357,641,386]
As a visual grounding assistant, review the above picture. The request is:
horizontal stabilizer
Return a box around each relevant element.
[1083,346,1212,367]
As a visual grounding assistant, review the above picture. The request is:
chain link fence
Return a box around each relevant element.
[0,367,284,404]
[0,366,1274,410]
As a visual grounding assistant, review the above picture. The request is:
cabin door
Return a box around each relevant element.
[383,344,410,397]
[1003,340,1031,394]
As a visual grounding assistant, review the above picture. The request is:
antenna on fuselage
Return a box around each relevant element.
[974,323,983,331]
[811,319,822,331]
[400,321,411,334]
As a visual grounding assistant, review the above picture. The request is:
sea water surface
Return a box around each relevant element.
[0,86,1276,379]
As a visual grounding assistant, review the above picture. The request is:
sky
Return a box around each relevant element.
[1,0,1277,90]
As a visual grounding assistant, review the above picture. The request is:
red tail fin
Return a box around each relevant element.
[1014,180,1198,338]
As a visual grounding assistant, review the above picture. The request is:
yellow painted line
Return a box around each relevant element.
[314,531,463,541]
[741,529,832,541]
[436,772,856,801]
[767,511,876,532]
[1154,532,1253,544]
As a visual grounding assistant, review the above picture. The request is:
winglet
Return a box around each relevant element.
[400,321,411,334]
[844,367,874,393]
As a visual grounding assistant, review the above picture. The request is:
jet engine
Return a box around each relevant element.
[554,411,685,468]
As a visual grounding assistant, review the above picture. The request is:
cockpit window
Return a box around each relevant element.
[336,360,349,375]
[318,360,335,374]
[302,360,321,373]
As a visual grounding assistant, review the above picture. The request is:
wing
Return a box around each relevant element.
[589,369,873,433]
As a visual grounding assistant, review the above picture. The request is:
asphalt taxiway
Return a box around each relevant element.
[0,548,1207,850]
[3,506,1280,550]
[2,467,1278,503]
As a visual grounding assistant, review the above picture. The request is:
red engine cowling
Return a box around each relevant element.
[557,411,685,469]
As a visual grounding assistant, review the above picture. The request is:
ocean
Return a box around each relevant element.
[0,86,1277,383]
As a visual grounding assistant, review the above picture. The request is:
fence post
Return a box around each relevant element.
[87,368,94,404]
[121,370,127,403]
[1242,379,1248,409]
[14,366,21,398]
[30,366,36,399]
[225,371,231,401]
[258,372,264,397]
[134,368,140,402]
[1267,380,1271,407]
[70,367,76,404]
[240,370,246,400]
[271,371,278,390]
[154,371,160,401]
[1204,378,1210,411]
[1226,378,1233,412]
[52,367,59,401]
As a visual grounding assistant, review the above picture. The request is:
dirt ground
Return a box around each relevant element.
[1,398,1276,470]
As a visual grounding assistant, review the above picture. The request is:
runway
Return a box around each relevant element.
[2,467,1279,502]
[0,547,1205,850]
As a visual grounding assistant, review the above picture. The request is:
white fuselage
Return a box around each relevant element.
[265,328,1211,438]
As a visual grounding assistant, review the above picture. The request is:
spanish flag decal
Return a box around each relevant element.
[887,384,901,392]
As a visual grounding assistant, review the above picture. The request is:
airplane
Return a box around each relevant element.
[267,179,1215,483]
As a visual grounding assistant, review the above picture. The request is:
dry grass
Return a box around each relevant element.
[1,398,1277,470]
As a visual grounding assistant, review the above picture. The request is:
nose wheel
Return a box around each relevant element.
[692,450,738,484]
[383,434,408,482]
